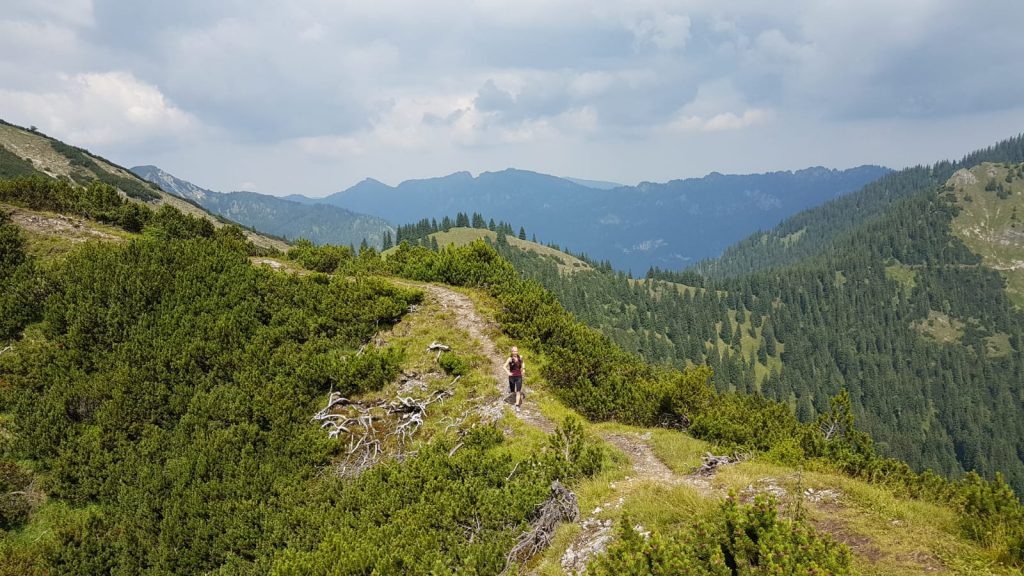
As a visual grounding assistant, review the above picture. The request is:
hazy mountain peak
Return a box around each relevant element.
[309,164,889,271]
[132,165,393,247]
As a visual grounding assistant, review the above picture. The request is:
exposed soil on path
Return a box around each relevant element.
[413,283,556,433]
[603,434,682,485]
[404,283,733,574]
[558,432,722,575]
[386,280,957,575]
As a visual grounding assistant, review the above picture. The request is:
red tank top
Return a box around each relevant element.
[509,355,523,377]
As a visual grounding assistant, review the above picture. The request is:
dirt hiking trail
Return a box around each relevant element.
[416,283,556,433]
[414,282,720,574]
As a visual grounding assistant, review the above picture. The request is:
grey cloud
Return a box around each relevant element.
[423,108,467,126]
[474,80,515,113]
[5,0,1024,195]
[39,1,1024,137]
[471,67,698,132]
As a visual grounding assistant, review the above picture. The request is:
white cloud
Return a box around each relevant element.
[0,71,200,147]
[3,0,1024,193]
[668,108,771,133]
[293,135,366,159]
[664,78,772,132]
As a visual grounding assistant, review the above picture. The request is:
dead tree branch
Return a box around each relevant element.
[502,481,579,575]
[693,452,741,477]
[429,341,451,361]
[313,386,454,477]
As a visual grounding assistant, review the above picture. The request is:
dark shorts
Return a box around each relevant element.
[508,375,523,393]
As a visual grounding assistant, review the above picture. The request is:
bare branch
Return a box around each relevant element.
[693,452,741,477]
[313,386,455,478]
[502,481,579,574]
[505,461,521,482]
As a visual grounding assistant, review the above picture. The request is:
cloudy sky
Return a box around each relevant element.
[2,0,1023,196]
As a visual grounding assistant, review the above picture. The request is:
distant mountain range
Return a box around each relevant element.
[498,133,1024,496]
[561,176,624,190]
[287,166,890,272]
[131,166,393,248]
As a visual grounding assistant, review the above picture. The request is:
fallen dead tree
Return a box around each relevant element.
[428,341,451,361]
[313,382,455,477]
[502,480,579,575]
[693,452,742,477]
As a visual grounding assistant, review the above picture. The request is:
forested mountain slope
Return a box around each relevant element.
[702,134,1024,278]
[483,158,1024,498]
[2,171,1022,573]
[0,120,287,252]
[3,130,1023,573]
[132,165,393,248]
[305,165,887,272]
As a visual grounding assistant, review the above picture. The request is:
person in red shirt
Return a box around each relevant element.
[503,346,525,411]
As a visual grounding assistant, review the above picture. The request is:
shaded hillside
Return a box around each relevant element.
[701,134,1024,278]
[296,165,887,272]
[132,165,393,248]
[495,159,1024,496]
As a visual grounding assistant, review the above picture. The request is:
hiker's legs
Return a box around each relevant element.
[510,376,523,407]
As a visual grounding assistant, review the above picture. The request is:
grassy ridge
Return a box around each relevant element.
[949,162,1024,306]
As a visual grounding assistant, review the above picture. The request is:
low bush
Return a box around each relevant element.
[591,495,852,575]
[438,350,469,376]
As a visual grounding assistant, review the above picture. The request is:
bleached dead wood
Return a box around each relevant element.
[502,480,580,575]
[694,452,740,477]
[428,341,451,361]
[821,418,842,441]
[312,381,456,477]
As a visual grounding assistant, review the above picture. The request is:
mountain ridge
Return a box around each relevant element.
[0,119,288,252]
[132,165,394,248]
[496,136,1024,498]
[700,134,1024,278]
[287,164,889,272]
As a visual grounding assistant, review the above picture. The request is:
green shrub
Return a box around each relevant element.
[0,215,47,340]
[956,472,1024,566]
[543,416,604,482]
[0,212,27,277]
[591,495,853,575]
[287,239,353,273]
[437,350,468,376]
[335,346,406,394]
[146,205,215,240]
[0,461,33,530]
[268,427,550,575]
[0,233,423,572]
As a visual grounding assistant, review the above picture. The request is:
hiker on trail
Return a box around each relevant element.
[504,346,524,410]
